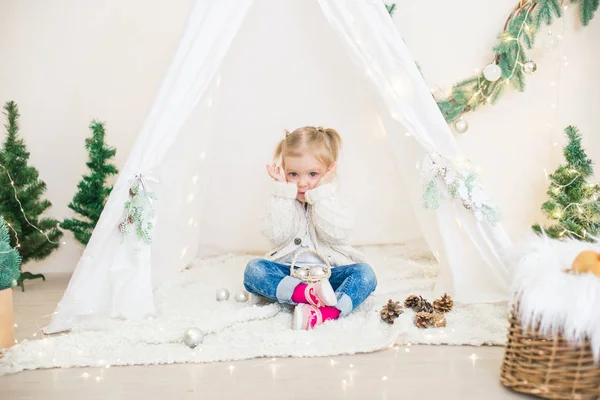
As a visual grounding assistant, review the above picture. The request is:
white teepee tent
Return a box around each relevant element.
[46,0,511,334]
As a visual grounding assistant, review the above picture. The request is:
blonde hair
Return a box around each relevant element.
[274,126,342,168]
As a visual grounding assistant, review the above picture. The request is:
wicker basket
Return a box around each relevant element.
[500,305,600,399]
[289,248,331,283]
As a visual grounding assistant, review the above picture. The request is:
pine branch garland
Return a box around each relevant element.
[437,0,597,124]
[578,0,600,26]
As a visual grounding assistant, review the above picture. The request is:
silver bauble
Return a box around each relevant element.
[182,327,204,348]
[430,85,446,102]
[216,288,230,301]
[296,268,309,278]
[523,60,537,74]
[308,266,326,277]
[235,291,249,303]
[454,118,469,134]
[483,63,502,82]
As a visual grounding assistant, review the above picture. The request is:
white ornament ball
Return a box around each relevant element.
[182,327,204,348]
[483,63,502,82]
[235,291,249,303]
[308,266,326,277]
[216,288,230,301]
[454,118,469,134]
[430,85,446,102]
[296,268,309,278]
[523,60,537,74]
[10,279,17,288]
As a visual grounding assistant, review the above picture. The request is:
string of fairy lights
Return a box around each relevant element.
[469,3,536,106]
[537,10,600,240]
[0,161,66,248]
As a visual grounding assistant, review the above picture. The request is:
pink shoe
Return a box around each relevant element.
[305,280,337,307]
[292,304,323,330]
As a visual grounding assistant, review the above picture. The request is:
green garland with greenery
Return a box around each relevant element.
[386,1,598,125]
[436,0,598,124]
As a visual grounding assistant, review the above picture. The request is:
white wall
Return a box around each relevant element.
[0,0,598,273]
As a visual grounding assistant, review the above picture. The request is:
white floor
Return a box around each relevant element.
[0,275,527,399]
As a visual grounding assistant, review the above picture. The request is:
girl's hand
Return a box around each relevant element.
[317,162,337,187]
[266,163,286,183]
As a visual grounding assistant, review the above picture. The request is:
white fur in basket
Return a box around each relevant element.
[508,234,600,361]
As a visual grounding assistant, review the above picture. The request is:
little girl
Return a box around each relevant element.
[243,126,377,330]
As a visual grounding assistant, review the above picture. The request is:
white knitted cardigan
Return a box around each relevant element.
[260,181,367,267]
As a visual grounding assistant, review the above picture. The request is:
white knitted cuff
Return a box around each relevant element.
[272,181,297,199]
[305,183,336,204]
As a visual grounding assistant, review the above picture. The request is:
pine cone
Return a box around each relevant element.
[404,295,422,309]
[118,222,127,233]
[431,312,446,328]
[414,312,433,329]
[129,188,136,198]
[127,215,135,224]
[380,299,404,324]
[414,298,434,314]
[433,293,454,313]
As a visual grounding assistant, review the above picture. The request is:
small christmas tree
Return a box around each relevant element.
[0,101,63,289]
[533,126,600,241]
[0,216,21,291]
[61,120,118,245]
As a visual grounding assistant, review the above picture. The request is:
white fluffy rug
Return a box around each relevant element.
[0,245,509,375]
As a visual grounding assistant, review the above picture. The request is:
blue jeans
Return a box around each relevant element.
[243,259,377,317]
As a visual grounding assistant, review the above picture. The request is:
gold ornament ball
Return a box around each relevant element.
[182,327,204,348]
[483,63,502,82]
[523,60,537,74]
[568,250,600,277]
[454,118,469,134]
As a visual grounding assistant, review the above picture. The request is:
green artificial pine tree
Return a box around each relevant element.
[0,101,62,290]
[0,216,21,291]
[61,120,118,245]
[533,126,600,241]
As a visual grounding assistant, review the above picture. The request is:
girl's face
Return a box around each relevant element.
[283,152,327,202]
